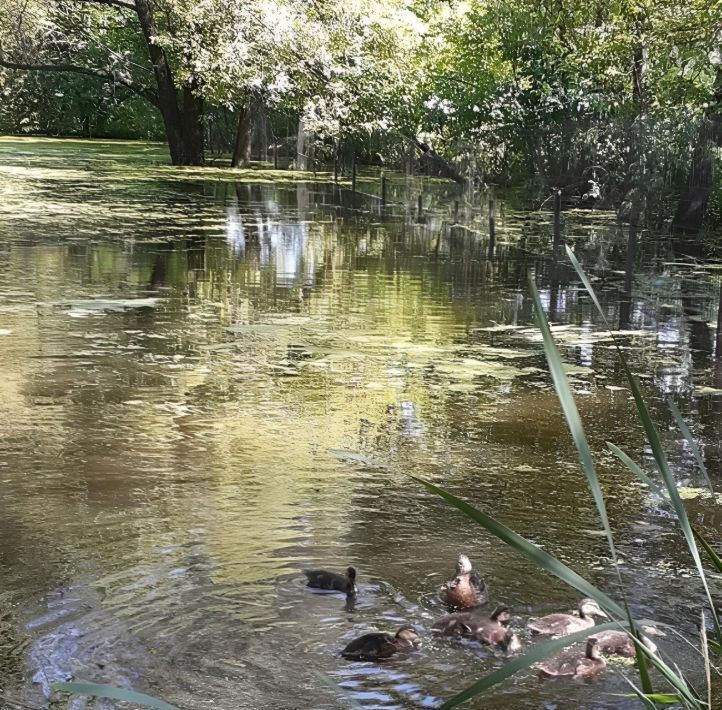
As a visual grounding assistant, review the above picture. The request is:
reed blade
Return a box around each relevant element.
[51,682,177,710]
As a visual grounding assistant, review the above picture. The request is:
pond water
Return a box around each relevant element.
[0,137,720,709]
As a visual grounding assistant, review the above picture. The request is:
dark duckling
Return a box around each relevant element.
[590,629,657,657]
[304,566,357,597]
[538,637,606,679]
[528,598,608,637]
[341,626,420,661]
[439,554,488,608]
[433,606,520,652]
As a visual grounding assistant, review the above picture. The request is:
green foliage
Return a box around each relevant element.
[1,0,718,224]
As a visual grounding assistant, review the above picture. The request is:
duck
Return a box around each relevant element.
[341,626,420,661]
[303,566,357,597]
[538,637,606,679]
[433,606,521,652]
[528,598,608,637]
[439,554,488,608]
[434,606,509,639]
[590,629,657,657]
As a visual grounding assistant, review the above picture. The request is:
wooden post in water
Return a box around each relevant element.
[454,200,459,223]
[716,281,722,359]
[417,194,423,217]
[624,222,638,295]
[351,155,356,194]
[487,197,496,259]
[381,175,387,205]
[553,190,562,252]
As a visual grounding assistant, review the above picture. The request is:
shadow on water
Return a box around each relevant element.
[0,137,720,708]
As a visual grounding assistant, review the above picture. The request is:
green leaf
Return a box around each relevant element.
[607,442,666,496]
[439,621,627,709]
[51,682,178,710]
[412,476,623,616]
[566,244,722,647]
[528,275,619,568]
[668,397,713,493]
[529,275,653,694]
[618,675,660,709]
[692,527,722,573]
[617,693,681,705]
[610,441,722,574]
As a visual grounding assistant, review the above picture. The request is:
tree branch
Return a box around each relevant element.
[76,0,136,11]
[0,56,158,106]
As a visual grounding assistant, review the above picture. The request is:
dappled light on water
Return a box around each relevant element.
[0,138,720,708]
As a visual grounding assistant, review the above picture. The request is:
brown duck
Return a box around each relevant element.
[341,626,420,661]
[590,629,657,657]
[433,606,520,652]
[438,554,488,608]
[538,637,606,679]
[304,566,357,598]
[528,598,608,637]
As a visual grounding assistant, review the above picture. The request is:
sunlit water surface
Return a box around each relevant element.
[0,137,721,709]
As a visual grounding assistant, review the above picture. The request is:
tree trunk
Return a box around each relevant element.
[133,0,203,165]
[296,118,308,171]
[716,281,722,359]
[231,101,253,168]
[672,68,721,242]
[182,85,204,165]
[407,134,465,184]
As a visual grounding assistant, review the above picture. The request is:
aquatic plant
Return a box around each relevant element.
[416,245,720,708]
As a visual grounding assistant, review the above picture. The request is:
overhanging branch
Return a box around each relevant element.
[76,0,136,11]
[0,56,158,106]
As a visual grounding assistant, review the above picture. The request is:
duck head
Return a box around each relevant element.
[346,567,358,595]
[579,598,608,619]
[490,606,511,625]
[501,630,522,654]
[456,554,473,575]
[585,637,601,660]
[395,626,421,646]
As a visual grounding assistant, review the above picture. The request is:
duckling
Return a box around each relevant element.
[439,554,488,608]
[590,629,657,657]
[538,637,606,679]
[303,566,357,597]
[433,607,520,652]
[528,598,608,637]
[341,626,420,661]
[434,606,509,638]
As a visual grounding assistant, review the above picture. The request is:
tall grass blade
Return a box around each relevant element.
[617,692,682,705]
[412,483,701,706]
[529,275,653,692]
[528,275,618,565]
[608,442,666,496]
[692,528,722,573]
[618,675,662,709]
[51,682,177,710]
[611,441,722,577]
[668,397,713,493]
[566,245,722,646]
[438,621,627,709]
[412,476,623,615]
[701,611,711,709]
